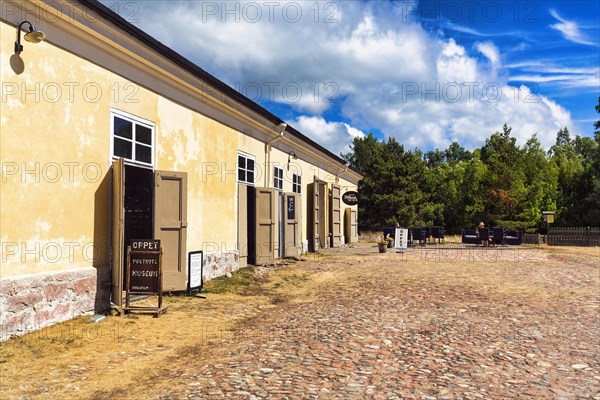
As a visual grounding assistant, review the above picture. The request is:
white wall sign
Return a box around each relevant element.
[188,251,203,293]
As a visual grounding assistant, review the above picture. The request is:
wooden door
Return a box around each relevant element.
[237,184,249,268]
[255,187,277,265]
[307,178,320,252]
[329,184,342,247]
[344,207,359,243]
[283,193,301,257]
[111,158,125,306]
[318,179,328,248]
[154,171,187,291]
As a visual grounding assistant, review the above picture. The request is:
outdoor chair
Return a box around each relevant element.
[461,229,479,245]
[431,226,445,244]
[493,227,506,246]
[412,227,427,246]
[505,230,523,245]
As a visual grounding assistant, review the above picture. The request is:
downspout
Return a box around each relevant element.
[265,123,287,187]
[335,163,349,184]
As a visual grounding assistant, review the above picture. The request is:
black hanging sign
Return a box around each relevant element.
[342,191,359,206]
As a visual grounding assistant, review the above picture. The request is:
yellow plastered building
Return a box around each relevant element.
[0,0,362,339]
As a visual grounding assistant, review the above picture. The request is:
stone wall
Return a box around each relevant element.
[202,251,240,282]
[0,266,111,341]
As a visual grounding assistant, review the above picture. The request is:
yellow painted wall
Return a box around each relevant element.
[1,17,361,280]
[0,20,243,277]
[1,21,111,277]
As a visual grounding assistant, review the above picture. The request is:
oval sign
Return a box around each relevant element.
[342,191,359,206]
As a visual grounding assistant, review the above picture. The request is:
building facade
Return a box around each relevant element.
[0,0,362,340]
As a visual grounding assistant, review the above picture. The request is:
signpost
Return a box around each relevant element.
[188,250,203,295]
[395,227,408,252]
[123,239,168,317]
[543,211,555,243]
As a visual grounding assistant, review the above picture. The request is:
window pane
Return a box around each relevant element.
[247,159,254,171]
[135,144,152,164]
[136,125,152,145]
[238,169,245,182]
[114,117,132,139]
[114,138,132,158]
[238,155,245,169]
[247,171,254,183]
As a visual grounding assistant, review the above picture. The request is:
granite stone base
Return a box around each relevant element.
[202,251,240,282]
[1,266,110,341]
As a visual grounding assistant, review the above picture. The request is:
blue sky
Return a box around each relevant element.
[104,0,599,154]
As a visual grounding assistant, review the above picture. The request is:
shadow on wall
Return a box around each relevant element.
[93,170,112,312]
[10,54,24,75]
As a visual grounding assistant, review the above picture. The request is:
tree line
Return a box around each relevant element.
[342,98,600,233]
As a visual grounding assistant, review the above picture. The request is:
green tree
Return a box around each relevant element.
[549,127,585,225]
[479,124,526,228]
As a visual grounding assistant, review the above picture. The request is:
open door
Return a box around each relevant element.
[154,171,188,291]
[255,187,277,265]
[329,184,342,247]
[111,158,125,306]
[283,193,301,257]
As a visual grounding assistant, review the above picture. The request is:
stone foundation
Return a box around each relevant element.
[202,251,239,282]
[0,266,111,341]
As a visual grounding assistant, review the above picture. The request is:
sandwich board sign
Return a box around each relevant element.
[395,227,408,251]
[188,250,203,295]
[123,239,168,317]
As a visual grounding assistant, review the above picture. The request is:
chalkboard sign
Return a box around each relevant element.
[128,239,161,294]
[188,250,203,294]
[287,195,295,220]
[122,239,167,317]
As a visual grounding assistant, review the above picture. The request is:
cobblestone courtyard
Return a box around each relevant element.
[2,244,599,400]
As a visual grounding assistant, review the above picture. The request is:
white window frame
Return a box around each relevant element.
[110,109,155,169]
[273,165,284,191]
[237,152,256,185]
[292,172,302,194]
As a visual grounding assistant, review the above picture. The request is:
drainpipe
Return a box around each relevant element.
[335,163,349,184]
[265,123,287,187]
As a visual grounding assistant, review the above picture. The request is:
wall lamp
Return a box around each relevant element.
[15,21,46,54]
[276,122,287,135]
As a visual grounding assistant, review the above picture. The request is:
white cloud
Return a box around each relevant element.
[549,9,598,46]
[110,1,580,151]
[476,42,501,70]
[291,116,366,156]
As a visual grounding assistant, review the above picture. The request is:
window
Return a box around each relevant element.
[292,173,301,194]
[111,110,154,167]
[238,152,255,184]
[273,166,283,191]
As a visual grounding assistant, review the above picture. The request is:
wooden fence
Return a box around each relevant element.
[548,227,600,246]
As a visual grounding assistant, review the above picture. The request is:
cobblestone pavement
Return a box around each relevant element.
[147,245,599,400]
